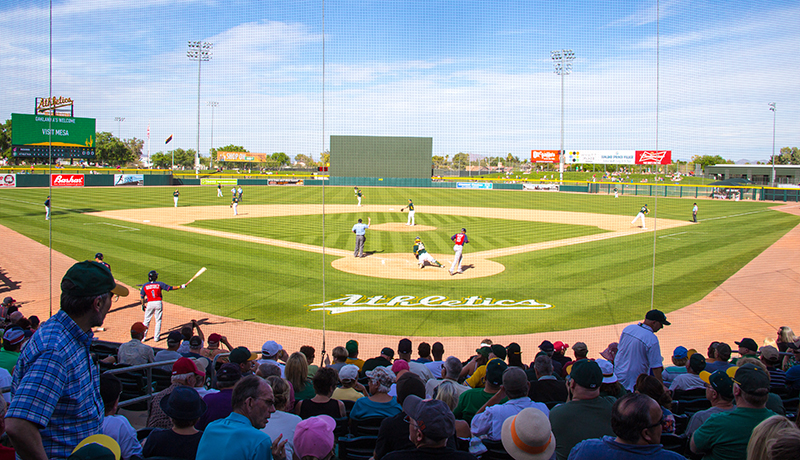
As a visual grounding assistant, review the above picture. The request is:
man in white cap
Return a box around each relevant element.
[501,407,556,460]
[258,340,286,377]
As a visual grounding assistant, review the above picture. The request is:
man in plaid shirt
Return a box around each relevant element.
[6,261,129,460]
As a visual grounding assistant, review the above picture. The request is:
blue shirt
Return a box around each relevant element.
[197,412,275,460]
[349,396,402,420]
[568,436,684,460]
[352,222,369,236]
[8,310,103,460]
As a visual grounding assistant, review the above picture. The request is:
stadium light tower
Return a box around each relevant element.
[769,102,776,187]
[208,101,219,167]
[188,41,213,173]
[114,117,125,139]
[551,49,575,184]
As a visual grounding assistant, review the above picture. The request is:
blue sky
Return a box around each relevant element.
[1,0,798,162]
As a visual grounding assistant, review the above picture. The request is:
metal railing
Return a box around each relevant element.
[102,359,181,408]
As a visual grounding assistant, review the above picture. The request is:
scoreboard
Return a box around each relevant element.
[11,113,96,159]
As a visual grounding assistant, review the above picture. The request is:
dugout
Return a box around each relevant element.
[329,136,433,187]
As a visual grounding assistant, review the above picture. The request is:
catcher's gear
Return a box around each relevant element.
[148,270,158,281]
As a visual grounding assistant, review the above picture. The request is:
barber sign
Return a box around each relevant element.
[51,174,85,187]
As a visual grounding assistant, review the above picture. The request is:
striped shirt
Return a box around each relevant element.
[8,310,104,460]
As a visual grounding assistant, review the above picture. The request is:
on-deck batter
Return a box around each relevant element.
[140,270,185,342]
[450,228,469,275]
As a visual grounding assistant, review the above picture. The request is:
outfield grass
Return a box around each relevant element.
[0,185,795,336]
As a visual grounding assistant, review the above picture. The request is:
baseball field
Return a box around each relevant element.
[1,185,797,338]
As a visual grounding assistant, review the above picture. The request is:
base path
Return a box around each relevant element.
[89,204,691,280]
[2,204,797,363]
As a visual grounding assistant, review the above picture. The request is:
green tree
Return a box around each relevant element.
[95,131,138,165]
[0,119,11,159]
[170,148,196,168]
[432,155,446,168]
[452,152,469,169]
[150,151,172,169]
[294,154,317,167]
[772,147,800,165]
[320,150,330,167]
[124,137,144,163]
[690,155,732,171]
[271,152,290,166]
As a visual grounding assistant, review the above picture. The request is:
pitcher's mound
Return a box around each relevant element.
[371,223,437,232]
[333,253,505,280]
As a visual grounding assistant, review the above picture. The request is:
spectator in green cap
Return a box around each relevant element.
[345,340,364,371]
[7,261,128,460]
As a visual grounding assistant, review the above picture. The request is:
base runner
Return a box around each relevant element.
[450,228,469,275]
[414,237,443,269]
[140,270,185,342]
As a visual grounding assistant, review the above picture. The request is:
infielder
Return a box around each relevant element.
[414,237,443,269]
[217,184,223,197]
[354,186,363,206]
[631,204,649,228]
[231,195,239,215]
[173,189,180,207]
[44,195,51,220]
[352,217,371,258]
[450,228,469,275]
[140,270,185,342]
[692,203,698,223]
[402,199,416,226]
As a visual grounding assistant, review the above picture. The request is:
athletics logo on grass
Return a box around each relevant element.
[309,294,553,315]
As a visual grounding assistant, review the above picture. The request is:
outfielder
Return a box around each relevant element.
[614,188,619,199]
[450,228,469,275]
[631,204,649,228]
[414,237,443,269]
[173,189,180,207]
[354,186,363,206]
[140,270,185,342]
[44,195,51,220]
[402,199,416,226]
[231,195,239,215]
[217,184,223,197]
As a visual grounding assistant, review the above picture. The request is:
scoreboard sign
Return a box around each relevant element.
[11,113,96,158]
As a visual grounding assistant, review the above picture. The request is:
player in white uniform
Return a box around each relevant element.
[217,184,223,197]
[173,189,180,207]
[631,204,649,229]
[231,196,239,215]
[354,187,363,206]
[414,237,442,269]
[402,199,416,226]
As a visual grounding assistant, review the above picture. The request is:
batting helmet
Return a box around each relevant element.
[148,270,158,281]
[95,253,103,260]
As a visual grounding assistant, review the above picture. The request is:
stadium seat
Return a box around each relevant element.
[349,417,384,437]
[337,435,377,460]
[660,433,687,456]
[480,439,513,459]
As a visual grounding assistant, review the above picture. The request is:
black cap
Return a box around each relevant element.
[645,309,670,325]
[538,340,554,352]
[381,347,395,359]
[491,344,507,360]
[398,338,412,354]
[735,338,758,352]
[166,330,183,344]
[95,253,103,260]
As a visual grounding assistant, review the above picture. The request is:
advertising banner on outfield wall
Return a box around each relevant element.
[51,174,84,187]
[523,183,559,192]
[217,151,268,162]
[457,182,493,189]
[114,174,144,186]
[1,174,16,188]
[200,178,238,185]
[531,150,560,163]
[563,150,672,165]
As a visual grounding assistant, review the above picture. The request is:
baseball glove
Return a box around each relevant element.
[401,207,406,212]
[414,254,419,259]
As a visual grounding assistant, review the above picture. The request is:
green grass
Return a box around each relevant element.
[0,185,794,336]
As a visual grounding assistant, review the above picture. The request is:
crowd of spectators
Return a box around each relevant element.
[3,264,800,459]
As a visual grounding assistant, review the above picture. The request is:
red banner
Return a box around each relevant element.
[635,150,671,165]
[531,150,560,163]
[51,174,85,187]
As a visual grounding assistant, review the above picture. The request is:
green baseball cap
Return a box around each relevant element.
[346,340,359,354]
[733,363,770,395]
[570,359,603,390]
[62,261,128,298]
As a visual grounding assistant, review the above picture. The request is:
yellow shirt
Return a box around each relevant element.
[466,357,502,388]
[346,357,365,370]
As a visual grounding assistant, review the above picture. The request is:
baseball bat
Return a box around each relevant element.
[185,267,207,285]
